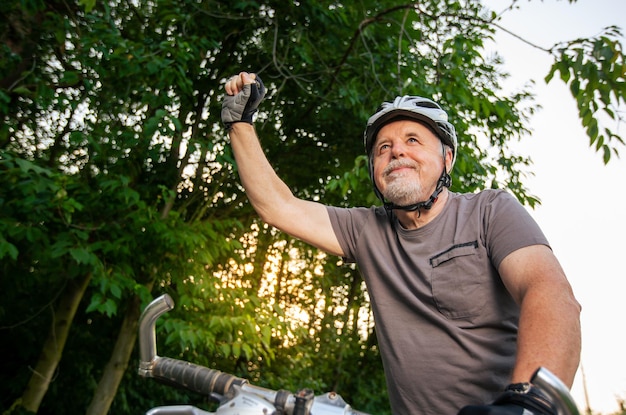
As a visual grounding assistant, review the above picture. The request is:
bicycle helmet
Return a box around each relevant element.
[364,96,457,163]
[363,96,458,212]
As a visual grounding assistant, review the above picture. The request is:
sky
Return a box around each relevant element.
[481,1,626,413]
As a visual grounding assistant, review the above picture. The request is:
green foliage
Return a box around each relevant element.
[545,26,626,163]
[0,0,623,414]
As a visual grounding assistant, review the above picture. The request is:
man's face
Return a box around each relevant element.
[372,119,450,206]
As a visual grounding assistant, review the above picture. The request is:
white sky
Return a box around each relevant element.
[482,1,626,413]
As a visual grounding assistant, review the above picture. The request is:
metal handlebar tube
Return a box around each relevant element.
[147,405,213,415]
[138,294,175,376]
[309,392,371,415]
[532,367,581,415]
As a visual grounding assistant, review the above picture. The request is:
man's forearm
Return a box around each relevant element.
[512,289,582,387]
[228,122,296,224]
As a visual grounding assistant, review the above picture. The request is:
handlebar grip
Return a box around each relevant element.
[151,356,247,396]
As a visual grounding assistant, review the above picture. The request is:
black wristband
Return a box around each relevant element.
[505,383,532,393]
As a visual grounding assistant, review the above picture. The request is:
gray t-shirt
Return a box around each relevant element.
[326,189,549,415]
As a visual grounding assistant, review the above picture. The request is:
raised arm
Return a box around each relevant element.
[223,72,344,257]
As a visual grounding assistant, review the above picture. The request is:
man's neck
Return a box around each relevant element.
[394,189,449,230]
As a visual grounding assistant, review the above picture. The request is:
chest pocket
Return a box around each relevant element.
[429,241,486,320]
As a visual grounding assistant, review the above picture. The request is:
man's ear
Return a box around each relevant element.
[445,146,454,173]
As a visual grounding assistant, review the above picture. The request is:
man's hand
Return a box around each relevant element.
[458,384,557,415]
[221,72,266,129]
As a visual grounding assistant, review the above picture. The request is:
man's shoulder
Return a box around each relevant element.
[326,204,384,225]
[327,204,387,217]
[450,189,515,204]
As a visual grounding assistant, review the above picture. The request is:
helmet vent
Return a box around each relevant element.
[414,101,439,109]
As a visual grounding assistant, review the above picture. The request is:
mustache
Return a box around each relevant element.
[383,159,418,176]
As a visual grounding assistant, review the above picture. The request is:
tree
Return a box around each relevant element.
[488,1,625,163]
[0,1,623,414]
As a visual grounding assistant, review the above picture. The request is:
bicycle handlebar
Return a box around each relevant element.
[138,294,245,397]
[138,294,370,415]
[138,295,579,415]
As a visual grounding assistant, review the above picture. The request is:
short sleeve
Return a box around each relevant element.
[484,191,550,269]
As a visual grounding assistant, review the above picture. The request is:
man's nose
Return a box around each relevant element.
[390,141,407,158]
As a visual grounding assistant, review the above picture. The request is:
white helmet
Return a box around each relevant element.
[363,96,457,209]
[364,96,457,167]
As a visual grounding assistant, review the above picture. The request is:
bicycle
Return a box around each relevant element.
[137,294,581,415]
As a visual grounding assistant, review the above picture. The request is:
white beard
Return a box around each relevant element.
[383,175,424,206]
[381,160,426,206]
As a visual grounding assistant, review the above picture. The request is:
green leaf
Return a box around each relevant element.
[14,158,50,175]
[0,237,19,260]
[69,247,94,265]
[219,343,231,357]
[78,0,96,12]
[60,71,80,86]
[232,342,241,358]
[11,86,33,96]
[242,343,253,359]
[110,283,122,299]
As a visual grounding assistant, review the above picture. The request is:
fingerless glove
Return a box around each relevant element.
[221,75,266,129]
